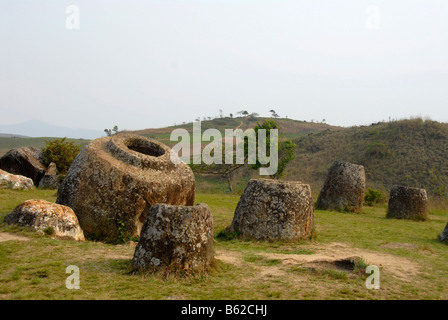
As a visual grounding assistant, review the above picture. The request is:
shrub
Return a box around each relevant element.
[43,226,55,236]
[366,142,389,158]
[42,138,81,178]
[216,229,240,241]
[364,188,386,206]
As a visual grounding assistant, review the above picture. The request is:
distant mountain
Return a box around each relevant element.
[0,133,29,138]
[0,120,103,140]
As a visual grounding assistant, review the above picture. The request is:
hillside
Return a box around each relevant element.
[3,117,446,205]
[0,117,335,158]
[0,137,90,157]
[130,117,339,147]
[285,118,448,201]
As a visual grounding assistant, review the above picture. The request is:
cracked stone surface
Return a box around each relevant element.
[316,161,366,213]
[56,133,195,241]
[4,199,85,241]
[38,162,60,189]
[229,179,315,241]
[387,186,428,221]
[440,223,448,242]
[0,147,47,185]
[0,169,34,190]
[132,203,214,271]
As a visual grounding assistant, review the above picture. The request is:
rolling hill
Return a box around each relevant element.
[285,118,448,202]
[129,116,340,147]
[2,116,447,206]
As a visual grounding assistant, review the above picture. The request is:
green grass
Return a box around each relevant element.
[0,189,57,222]
[0,189,448,300]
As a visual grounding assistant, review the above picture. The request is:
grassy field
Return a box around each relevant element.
[0,188,448,300]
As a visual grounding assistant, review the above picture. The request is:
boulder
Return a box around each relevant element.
[0,169,34,190]
[316,161,366,213]
[132,203,214,271]
[38,162,60,189]
[387,186,428,221]
[3,199,85,241]
[228,179,314,241]
[440,223,448,242]
[0,147,47,185]
[56,133,195,241]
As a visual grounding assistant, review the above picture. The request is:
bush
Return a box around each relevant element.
[43,226,55,236]
[364,188,386,206]
[42,138,81,178]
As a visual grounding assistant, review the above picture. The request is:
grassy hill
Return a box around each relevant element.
[131,117,448,206]
[285,118,448,204]
[3,117,447,208]
[0,137,90,157]
[129,116,339,147]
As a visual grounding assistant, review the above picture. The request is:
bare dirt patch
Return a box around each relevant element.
[380,242,419,249]
[215,242,421,283]
[214,249,245,267]
[302,256,362,272]
[0,232,29,242]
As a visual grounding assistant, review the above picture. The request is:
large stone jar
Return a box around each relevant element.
[386,186,428,221]
[316,161,366,213]
[57,133,195,241]
[4,199,85,241]
[0,147,47,185]
[132,203,214,272]
[228,179,315,241]
[440,223,448,242]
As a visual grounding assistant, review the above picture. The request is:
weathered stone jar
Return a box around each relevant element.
[0,147,47,185]
[0,169,34,190]
[387,185,428,221]
[132,203,214,272]
[56,133,195,241]
[228,179,315,241]
[440,223,448,242]
[316,161,366,213]
[4,199,85,241]
[38,162,60,189]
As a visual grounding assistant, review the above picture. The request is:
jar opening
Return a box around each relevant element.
[126,138,165,157]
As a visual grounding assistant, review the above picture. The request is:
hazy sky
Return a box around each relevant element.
[1,0,448,131]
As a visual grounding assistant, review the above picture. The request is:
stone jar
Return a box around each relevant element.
[132,203,214,272]
[439,223,448,242]
[316,161,366,213]
[56,133,195,241]
[387,185,428,221]
[4,199,85,241]
[229,179,315,241]
[0,147,47,185]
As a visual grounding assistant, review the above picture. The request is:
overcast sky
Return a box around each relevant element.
[1,0,448,131]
